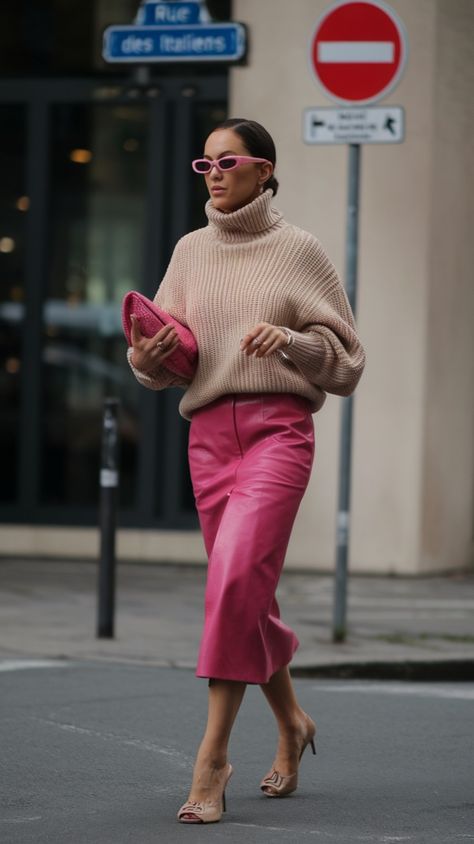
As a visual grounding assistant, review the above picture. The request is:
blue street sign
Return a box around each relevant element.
[103,23,246,63]
[136,2,200,26]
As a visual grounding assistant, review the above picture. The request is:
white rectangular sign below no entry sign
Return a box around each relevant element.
[303,106,404,144]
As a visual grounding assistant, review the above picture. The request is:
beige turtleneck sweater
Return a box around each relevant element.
[128,189,365,420]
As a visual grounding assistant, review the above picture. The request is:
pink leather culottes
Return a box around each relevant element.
[188,393,315,684]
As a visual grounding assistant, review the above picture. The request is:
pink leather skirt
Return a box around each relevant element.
[188,393,315,684]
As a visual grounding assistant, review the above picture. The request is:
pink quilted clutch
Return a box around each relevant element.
[122,291,198,380]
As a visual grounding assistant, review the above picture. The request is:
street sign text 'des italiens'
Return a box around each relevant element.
[103,1,246,63]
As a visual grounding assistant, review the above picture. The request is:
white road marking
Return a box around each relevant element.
[232,829,472,842]
[0,659,72,672]
[230,824,296,833]
[0,817,42,824]
[318,42,394,63]
[31,716,193,769]
[230,824,414,840]
[315,683,474,700]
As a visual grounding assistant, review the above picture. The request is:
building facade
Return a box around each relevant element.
[0,0,473,574]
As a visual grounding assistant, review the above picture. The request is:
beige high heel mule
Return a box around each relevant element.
[177,763,233,824]
[260,720,316,798]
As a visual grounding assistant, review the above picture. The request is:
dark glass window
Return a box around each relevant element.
[0,105,26,503]
[0,72,227,525]
[39,102,148,507]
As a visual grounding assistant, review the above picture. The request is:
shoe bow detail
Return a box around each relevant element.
[260,768,298,797]
[261,770,285,788]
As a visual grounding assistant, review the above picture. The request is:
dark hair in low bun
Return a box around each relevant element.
[213,118,279,196]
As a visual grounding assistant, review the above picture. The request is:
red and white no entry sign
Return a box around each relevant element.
[310,0,408,105]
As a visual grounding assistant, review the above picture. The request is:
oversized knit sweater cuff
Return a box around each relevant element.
[278,328,325,372]
[278,328,363,397]
[126,347,186,390]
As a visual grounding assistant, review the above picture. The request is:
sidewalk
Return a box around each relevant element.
[1,558,473,679]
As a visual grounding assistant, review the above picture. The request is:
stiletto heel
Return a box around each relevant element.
[260,717,316,798]
[177,763,233,824]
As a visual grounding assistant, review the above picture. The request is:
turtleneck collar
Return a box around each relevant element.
[205,189,284,242]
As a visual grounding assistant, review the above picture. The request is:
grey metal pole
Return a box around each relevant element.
[332,143,361,643]
[97,398,120,639]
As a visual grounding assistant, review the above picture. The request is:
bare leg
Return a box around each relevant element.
[260,665,315,776]
[185,679,246,805]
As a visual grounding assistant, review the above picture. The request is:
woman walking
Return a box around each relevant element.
[127,118,365,823]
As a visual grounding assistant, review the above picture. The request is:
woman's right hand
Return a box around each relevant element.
[129,314,180,373]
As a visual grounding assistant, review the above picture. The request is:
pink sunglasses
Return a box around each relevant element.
[191,155,271,174]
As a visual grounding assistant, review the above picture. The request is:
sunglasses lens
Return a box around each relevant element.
[219,157,237,170]
[194,160,211,173]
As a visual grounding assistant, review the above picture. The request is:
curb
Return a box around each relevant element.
[291,659,474,682]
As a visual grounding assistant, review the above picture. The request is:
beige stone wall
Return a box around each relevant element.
[230,0,474,573]
[0,525,207,564]
[420,0,474,572]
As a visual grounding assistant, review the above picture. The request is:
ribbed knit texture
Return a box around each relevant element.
[128,189,365,420]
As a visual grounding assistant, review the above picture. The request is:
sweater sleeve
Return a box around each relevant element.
[126,239,191,392]
[281,237,365,397]
[127,347,189,391]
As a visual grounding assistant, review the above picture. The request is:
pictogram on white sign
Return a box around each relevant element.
[303,106,404,144]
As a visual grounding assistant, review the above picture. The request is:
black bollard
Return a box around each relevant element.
[97,398,120,638]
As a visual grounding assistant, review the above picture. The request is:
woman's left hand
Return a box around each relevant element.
[240,322,291,358]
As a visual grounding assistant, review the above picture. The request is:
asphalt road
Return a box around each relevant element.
[1,661,473,843]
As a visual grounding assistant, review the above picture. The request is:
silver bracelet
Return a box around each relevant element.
[281,327,295,347]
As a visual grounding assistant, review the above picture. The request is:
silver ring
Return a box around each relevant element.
[156,341,164,350]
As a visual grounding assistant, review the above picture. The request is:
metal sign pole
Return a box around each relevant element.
[97,398,120,639]
[332,142,361,642]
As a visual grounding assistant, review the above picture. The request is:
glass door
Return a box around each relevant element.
[40,101,149,510]
[0,105,27,505]
[0,76,227,528]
